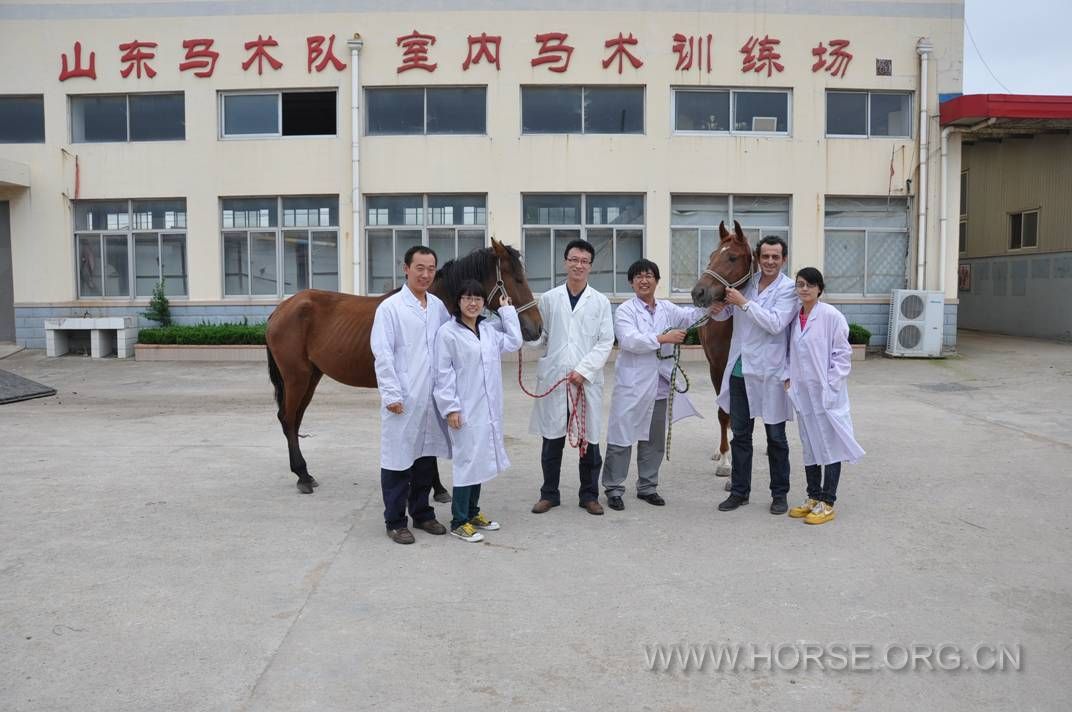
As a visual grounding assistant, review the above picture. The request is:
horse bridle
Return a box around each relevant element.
[702,243,754,293]
[487,260,538,314]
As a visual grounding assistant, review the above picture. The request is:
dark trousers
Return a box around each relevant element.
[540,436,602,505]
[381,455,437,531]
[451,484,482,530]
[805,463,841,505]
[729,375,790,500]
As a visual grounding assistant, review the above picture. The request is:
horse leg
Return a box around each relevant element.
[291,368,323,491]
[280,366,319,494]
[716,409,732,477]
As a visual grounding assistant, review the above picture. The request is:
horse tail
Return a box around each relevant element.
[266,342,285,417]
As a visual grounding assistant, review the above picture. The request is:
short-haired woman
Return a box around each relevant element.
[433,279,523,542]
[784,268,865,524]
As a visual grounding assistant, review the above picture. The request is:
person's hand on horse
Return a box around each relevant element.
[658,329,687,345]
[386,402,404,414]
[500,293,511,306]
[447,411,462,429]
[724,287,748,307]
[709,301,727,315]
[784,379,791,391]
[567,370,587,386]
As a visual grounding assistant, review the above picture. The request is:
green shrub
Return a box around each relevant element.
[848,323,872,345]
[138,322,267,345]
[684,326,703,345]
[142,281,172,326]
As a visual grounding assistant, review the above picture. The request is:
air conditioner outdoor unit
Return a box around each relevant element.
[751,116,778,132]
[886,289,944,357]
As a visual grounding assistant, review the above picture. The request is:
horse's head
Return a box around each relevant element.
[488,238,543,341]
[690,220,754,307]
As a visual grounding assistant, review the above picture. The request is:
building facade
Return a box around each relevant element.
[0,0,965,350]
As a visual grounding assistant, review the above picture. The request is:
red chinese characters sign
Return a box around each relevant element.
[602,32,643,73]
[397,30,437,73]
[740,34,783,76]
[811,39,853,78]
[463,33,501,70]
[308,34,347,73]
[179,38,219,77]
[531,32,573,73]
[673,33,712,73]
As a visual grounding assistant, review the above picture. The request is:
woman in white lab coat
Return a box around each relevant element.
[434,279,523,542]
[784,267,865,525]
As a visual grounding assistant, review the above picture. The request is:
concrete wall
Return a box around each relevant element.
[958,253,1072,342]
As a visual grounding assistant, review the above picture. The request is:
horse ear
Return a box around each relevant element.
[490,236,504,253]
[733,220,746,241]
[719,221,729,239]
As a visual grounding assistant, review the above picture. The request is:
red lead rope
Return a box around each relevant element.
[517,350,588,458]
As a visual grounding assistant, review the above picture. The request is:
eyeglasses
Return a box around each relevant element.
[565,257,592,266]
[795,282,817,290]
[459,295,485,303]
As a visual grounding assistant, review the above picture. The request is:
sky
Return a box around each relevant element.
[962,0,1072,95]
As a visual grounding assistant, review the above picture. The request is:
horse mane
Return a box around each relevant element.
[435,245,523,302]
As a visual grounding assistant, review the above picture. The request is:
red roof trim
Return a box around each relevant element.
[940,94,1072,125]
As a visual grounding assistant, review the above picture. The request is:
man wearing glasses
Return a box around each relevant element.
[710,235,799,515]
[529,239,615,516]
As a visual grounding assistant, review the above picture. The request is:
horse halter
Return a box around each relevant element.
[702,243,754,292]
[487,260,538,314]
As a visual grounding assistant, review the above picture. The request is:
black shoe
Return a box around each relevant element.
[607,495,624,511]
[770,496,788,515]
[637,492,666,506]
[718,494,749,511]
[433,491,452,503]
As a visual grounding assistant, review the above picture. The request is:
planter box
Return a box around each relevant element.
[135,344,266,362]
[851,344,867,361]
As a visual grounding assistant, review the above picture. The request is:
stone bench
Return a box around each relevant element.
[44,317,139,359]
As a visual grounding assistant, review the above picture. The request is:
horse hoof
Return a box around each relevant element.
[297,480,314,494]
[310,476,320,488]
[716,464,731,477]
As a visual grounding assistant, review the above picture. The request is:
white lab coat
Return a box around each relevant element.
[527,284,615,444]
[433,307,523,486]
[606,297,707,447]
[370,284,452,471]
[786,301,865,466]
[713,271,798,424]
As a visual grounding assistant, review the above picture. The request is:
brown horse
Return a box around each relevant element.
[265,238,543,493]
[690,220,755,475]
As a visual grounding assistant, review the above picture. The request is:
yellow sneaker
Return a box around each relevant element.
[469,512,501,531]
[804,502,835,525]
[789,498,819,518]
[451,522,485,542]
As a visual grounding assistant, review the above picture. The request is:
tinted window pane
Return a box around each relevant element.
[75,201,129,231]
[866,232,909,293]
[367,88,423,135]
[671,228,699,292]
[310,231,338,290]
[223,233,249,295]
[221,198,277,228]
[134,234,160,296]
[161,235,188,296]
[250,231,277,295]
[1023,211,1038,247]
[366,229,395,293]
[282,91,335,136]
[283,231,309,293]
[522,87,582,133]
[587,194,643,225]
[131,199,186,230]
[427,87,486,134]
[734,91,788,132]
[129,93,184,140]
[72,95,127,142]
[282,196,338,227]
[615,229,643,293]
[103,235,129,296]
[674,90,729,131]
[824,230,865,294]
[522,228,552,292]
[826,91,866,135]
[223,94,278,135]
[586,229,613,292]
[77,235,102,297]
[523,194,581,225]
[671,195,729,226]
[584,87,643,134]
[870,92,911,137]
[0,95,45,143]
[366,195,422,226]
[428,195,486,225]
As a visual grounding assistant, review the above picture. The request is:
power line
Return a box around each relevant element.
[965,18,1012,93]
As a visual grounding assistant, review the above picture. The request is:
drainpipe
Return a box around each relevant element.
[347,35,364,295]
[915,38,933,290]
[938,117,996,294]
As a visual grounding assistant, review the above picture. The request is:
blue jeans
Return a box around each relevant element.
[381,456,437,531]
[451,484,482,530]
[729,375,790,499]
[805,463,841,504]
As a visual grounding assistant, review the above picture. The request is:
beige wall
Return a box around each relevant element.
[0,1,964,304]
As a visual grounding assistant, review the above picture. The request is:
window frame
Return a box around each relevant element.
[218,89,338,140]
[365,86,488,136]
[520,192,646,295]
[671,87,792,137]
[70,92,186,143]
[363,193,489,295]
[220,195,341,298]
[73,198,189,300]
[520,85,646,136]
[825,90,913,139]
[1008,208,1040,251]
[0,94,46,143]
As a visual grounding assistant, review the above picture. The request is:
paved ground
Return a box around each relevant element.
[1,331,1070,711]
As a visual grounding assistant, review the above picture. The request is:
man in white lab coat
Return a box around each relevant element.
[529,239,615,516]
[711,236,800,515]
[370,245,452,544]
[601,259,713,510]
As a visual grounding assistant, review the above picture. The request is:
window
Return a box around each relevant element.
[522,86,644,134]
[71,93,185,142]
[365,194,486,294]
[673,88,790,134]
[222,196,339,296]
[1009,210,1039,250]
[366,87,486,135]
[959,171,968,253]
[823,197,909,296]
[670,195,791,293]
[220,90,336,138]
[826,91,911,137]
[522,194,643,294]
[74,199,188,298]
[0,95,45,143]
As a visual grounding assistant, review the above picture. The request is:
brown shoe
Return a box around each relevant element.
[580,500,604,515]
[386,527,415,545]
[531,499,559,514]
[412,518,447,535]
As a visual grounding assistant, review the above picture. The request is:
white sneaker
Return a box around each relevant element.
[469,513,500,531]
[451,522,485,542]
